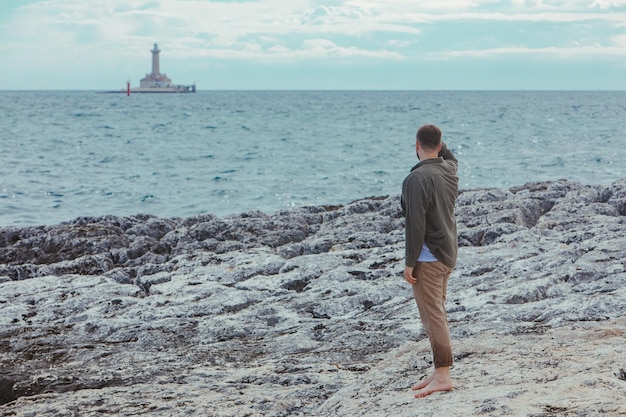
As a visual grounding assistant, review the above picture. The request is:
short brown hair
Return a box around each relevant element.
[416,124,442,150]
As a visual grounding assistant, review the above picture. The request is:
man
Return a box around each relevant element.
[401,124,458,398]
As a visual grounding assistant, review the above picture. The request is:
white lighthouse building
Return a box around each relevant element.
[131,43,195,93]
[140,44,173,88]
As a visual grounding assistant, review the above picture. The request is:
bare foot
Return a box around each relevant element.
[411,373,434,391]
[411,367,453,398]
[413,378,453,398]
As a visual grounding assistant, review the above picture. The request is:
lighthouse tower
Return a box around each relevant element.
[140,43,172,88]
[151,43,161,75]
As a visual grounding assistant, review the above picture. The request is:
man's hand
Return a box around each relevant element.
[404,266,417,285]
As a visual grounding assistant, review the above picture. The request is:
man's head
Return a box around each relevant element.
[415,124,442,160]
[416,124,442,151]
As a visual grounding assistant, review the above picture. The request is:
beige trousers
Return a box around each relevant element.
[412,261,453,368]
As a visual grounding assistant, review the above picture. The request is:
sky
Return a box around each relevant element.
[1,0,625,90]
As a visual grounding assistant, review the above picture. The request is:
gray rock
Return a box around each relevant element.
[1,179,625,416]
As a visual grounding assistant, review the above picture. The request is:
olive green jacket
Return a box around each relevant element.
[401,143,458,268]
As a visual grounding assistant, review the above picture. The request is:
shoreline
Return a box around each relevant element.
[1,179,625,415]
[3,176,624,230]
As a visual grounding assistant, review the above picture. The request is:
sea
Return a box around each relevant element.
[1,90,624,227]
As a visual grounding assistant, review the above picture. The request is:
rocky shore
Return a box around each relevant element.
[1,179,625,416]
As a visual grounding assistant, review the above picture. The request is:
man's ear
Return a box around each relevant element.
[437,143,443,152]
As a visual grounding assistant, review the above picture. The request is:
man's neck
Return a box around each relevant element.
[418,151,439,161]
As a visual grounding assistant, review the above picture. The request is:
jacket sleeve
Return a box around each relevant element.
[439,142,457,163]
[402,175,428,268]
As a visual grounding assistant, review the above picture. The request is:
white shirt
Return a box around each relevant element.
[418,242,438,262]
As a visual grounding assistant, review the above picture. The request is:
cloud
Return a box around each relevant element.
[427,44,626,60]
[184,38,403,60]
[2,0,626,65]
[346,0,484,12]
[387,39,414,49]
[611,33,626,46]
[299,38,403,58]
[590,0,626,8]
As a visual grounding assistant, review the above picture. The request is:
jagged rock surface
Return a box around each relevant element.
[1,180,625,416]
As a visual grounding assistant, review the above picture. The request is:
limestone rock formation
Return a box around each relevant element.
[1,180,625,416]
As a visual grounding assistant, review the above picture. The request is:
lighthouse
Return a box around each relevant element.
[114,43,196,93]
[140,43,172,88]
[151,43,161,75]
